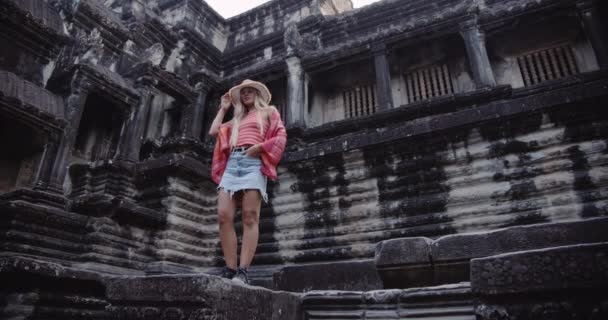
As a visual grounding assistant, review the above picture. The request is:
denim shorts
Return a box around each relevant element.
[218,150,268,203]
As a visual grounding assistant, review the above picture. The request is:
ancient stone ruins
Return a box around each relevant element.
[1,0,607,318]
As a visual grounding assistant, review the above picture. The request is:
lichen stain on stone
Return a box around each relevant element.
[362,136,454,239]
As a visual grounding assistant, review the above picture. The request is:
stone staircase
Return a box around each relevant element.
[302,283,475,320]
[2,217,608,319]
[274,217,608,320]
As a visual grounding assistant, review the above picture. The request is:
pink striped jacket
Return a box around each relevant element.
[211,109,287,184]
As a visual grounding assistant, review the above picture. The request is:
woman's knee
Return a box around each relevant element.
[241,209,259,228]
[217,209,235,226]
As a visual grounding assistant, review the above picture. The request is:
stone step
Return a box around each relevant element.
[1,256,303,320]
[302,282,474,320]
[375,217,608,289]
[274,259,382,292]
[472,242,608,320]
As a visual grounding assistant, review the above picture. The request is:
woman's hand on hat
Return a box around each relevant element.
[220,92,232,112]
[246,144,262,158]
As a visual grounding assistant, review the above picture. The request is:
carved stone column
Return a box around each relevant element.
[372,43,394,111]
[48,74,91,191]
[577,0,608,69]
[115,81,153,162]
[33,136,62,193]
[459,16,496,88]
[284,23,307,128]
[180,79,210,140]
[286,56,307,127]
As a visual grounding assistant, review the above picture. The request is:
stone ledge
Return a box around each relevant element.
[0,187,67,209]
[105,274,303,320]
[273,259,382,292]
[294,85,511,142]
[285,72,608,162]
[4,0,64,35]
[0,256,303,320]
[302,283,474,319]
[70,194,167,227]
[375,217,608,289]
[471,242,608,295]
[0,256,109,319]
[0,71,66,124]
[0,255,102,281]
[138,153,210,180]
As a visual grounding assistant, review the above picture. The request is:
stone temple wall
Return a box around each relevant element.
[1,0,608,318]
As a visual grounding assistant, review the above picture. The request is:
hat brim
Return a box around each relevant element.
[229,81,272,105]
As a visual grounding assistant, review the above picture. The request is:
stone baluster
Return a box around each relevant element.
[372,43,394,111]
[459,16,496,88]
[576,0,608,69]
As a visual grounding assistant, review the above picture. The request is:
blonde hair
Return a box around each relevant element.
[229,90,274,147]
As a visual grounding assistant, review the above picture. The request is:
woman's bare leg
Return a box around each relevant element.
[217,190,238,269]
[239,189,262,268]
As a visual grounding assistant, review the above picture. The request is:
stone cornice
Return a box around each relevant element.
[0,71,66,131]
[0,0,71,59]
[216,0,582,81]
[72,63,139,107]
[125,63,197,102]
[137,153,210,181]
[6,0,64,33]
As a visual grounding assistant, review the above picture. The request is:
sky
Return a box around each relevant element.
[205,0,381,19]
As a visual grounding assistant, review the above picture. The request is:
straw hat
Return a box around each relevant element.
[229,79,272,105]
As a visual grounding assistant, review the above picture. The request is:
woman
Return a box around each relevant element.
[209,79,287,285]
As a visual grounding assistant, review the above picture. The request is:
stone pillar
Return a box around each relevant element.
[48,75,91,190]
[576,0,608,69]
[180,80,210,140]
[115,84,153,162]
[372,43,394,111]
[284,23,307,128]
[459,16,496,88]
[33,137,61,193]
[286,55,306,127]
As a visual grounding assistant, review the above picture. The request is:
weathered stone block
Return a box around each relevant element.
[375,237,433,267]
[105,274,303,320]
[302,283,474,320]
[433,217,608,285]
[471,242,608,295]
[0,256,109,319]
[273,259,382,292]
[374,218,608,289]
[472,243,608,320]
[375,237,433,289]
